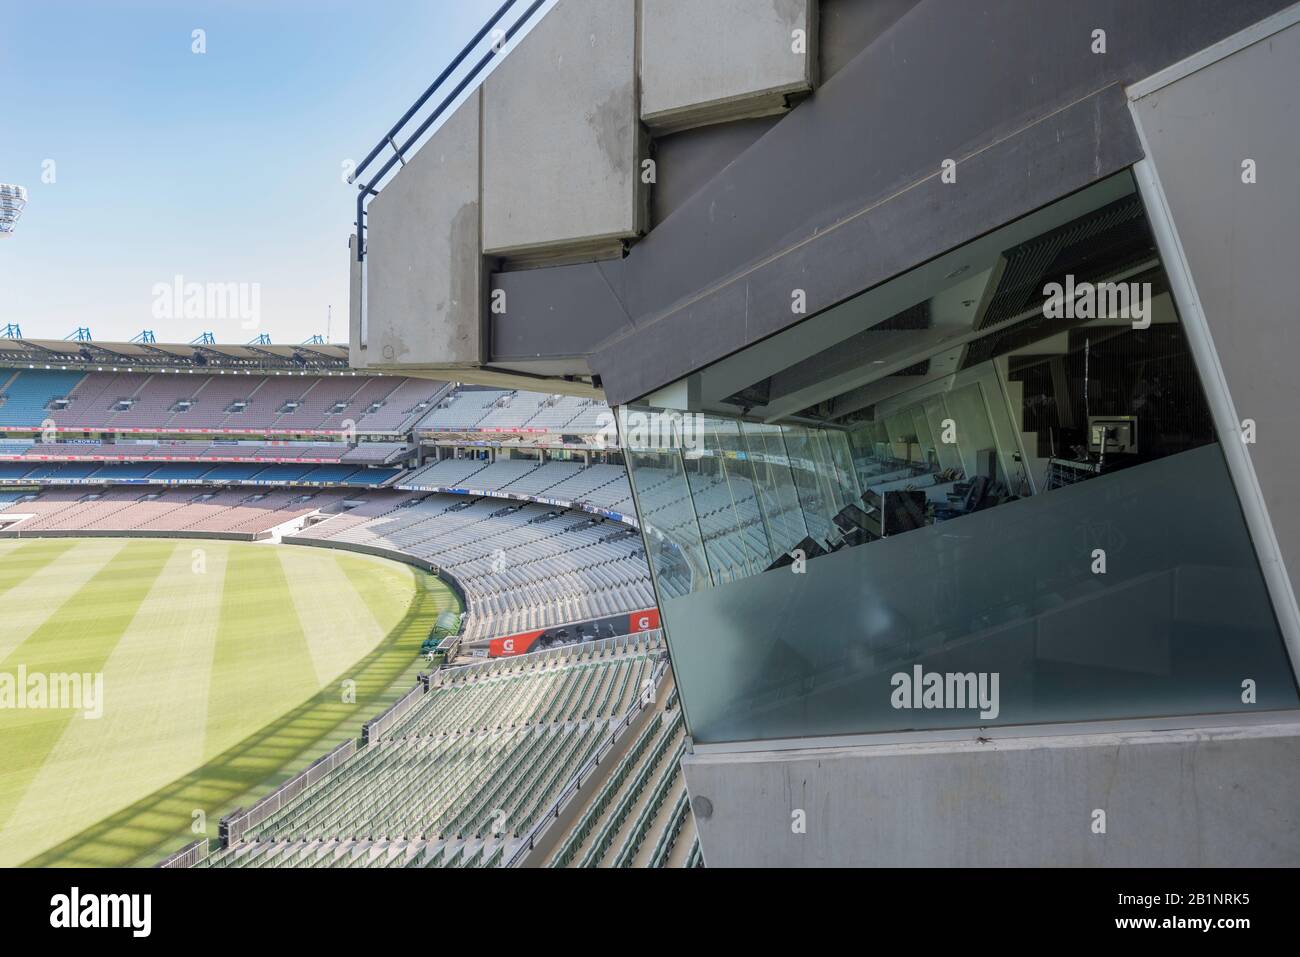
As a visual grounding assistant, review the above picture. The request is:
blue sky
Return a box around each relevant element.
[0,0,515,345]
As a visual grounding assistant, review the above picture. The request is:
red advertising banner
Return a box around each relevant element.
[628,608,660,632]
[488,630,545,658]
[485,608,660,659]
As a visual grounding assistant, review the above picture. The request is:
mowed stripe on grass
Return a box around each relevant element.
[2,542,229,866]
[0,538,127,663]
[7,539,457,868]
[201,546,322,763]
[0,539,170,864]
[276,547,411,689]
[0,539,81,603]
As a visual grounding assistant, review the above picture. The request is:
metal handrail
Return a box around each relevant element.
[351,0,548,262]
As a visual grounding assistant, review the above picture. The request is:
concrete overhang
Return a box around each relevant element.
[492,0,1292,406]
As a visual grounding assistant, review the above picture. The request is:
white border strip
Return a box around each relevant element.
[690,709,1300,757]
[1128,146,1300,687]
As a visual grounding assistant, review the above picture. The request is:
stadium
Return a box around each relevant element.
[0,340,692,868]
[5,0,1300,883]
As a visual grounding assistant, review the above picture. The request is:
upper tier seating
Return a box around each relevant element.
[401,457,492,488]
[417,390,512,431]
[415,388,613,434]
[0,370,448,433]
[474,393,549,430]
[0,371,87,426]
[400,459,633,513]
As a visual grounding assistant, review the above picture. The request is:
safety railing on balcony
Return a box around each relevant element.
[349,0,549,262]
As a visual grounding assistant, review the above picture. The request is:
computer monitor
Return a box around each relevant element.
[833,503,873,536]
[1088,415,1139,455]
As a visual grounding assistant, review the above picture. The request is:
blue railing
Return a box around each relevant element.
[350,0,549,262]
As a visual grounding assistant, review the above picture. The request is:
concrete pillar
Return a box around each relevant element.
[360,90,484,371]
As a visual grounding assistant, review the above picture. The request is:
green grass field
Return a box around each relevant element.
[0,537,460,867]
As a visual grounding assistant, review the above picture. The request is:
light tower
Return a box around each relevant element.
[0,184,28,236]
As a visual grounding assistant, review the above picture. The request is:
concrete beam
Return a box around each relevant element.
[361,90,484,371]
[491,0,1290,406]
[482,0,645,265]
[640,0,818,134]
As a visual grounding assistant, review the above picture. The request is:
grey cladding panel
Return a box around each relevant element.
[1131,16,1300,631]
[593,85,1143,404]
[491,260,634,360]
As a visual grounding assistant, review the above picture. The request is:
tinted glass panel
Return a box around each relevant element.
[622,179,1299,744]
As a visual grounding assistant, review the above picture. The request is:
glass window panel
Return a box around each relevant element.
[942,382,1005,484]
[825,429,862,507]
[625,444,710,599]
[623,179,1298,744]
[809,430,848,516]
[714,420,778,569]
[688,418,766,582]
[780,426,837,544]
[659,443,1298,743]
[741,422,810,559]
[911,409,937,469]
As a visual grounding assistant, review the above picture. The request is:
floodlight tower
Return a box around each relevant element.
[0,184,28,236]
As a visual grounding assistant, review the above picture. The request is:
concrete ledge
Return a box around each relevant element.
[482,0,644,263]
[640,0,818,135]
[683,718,1300,866]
